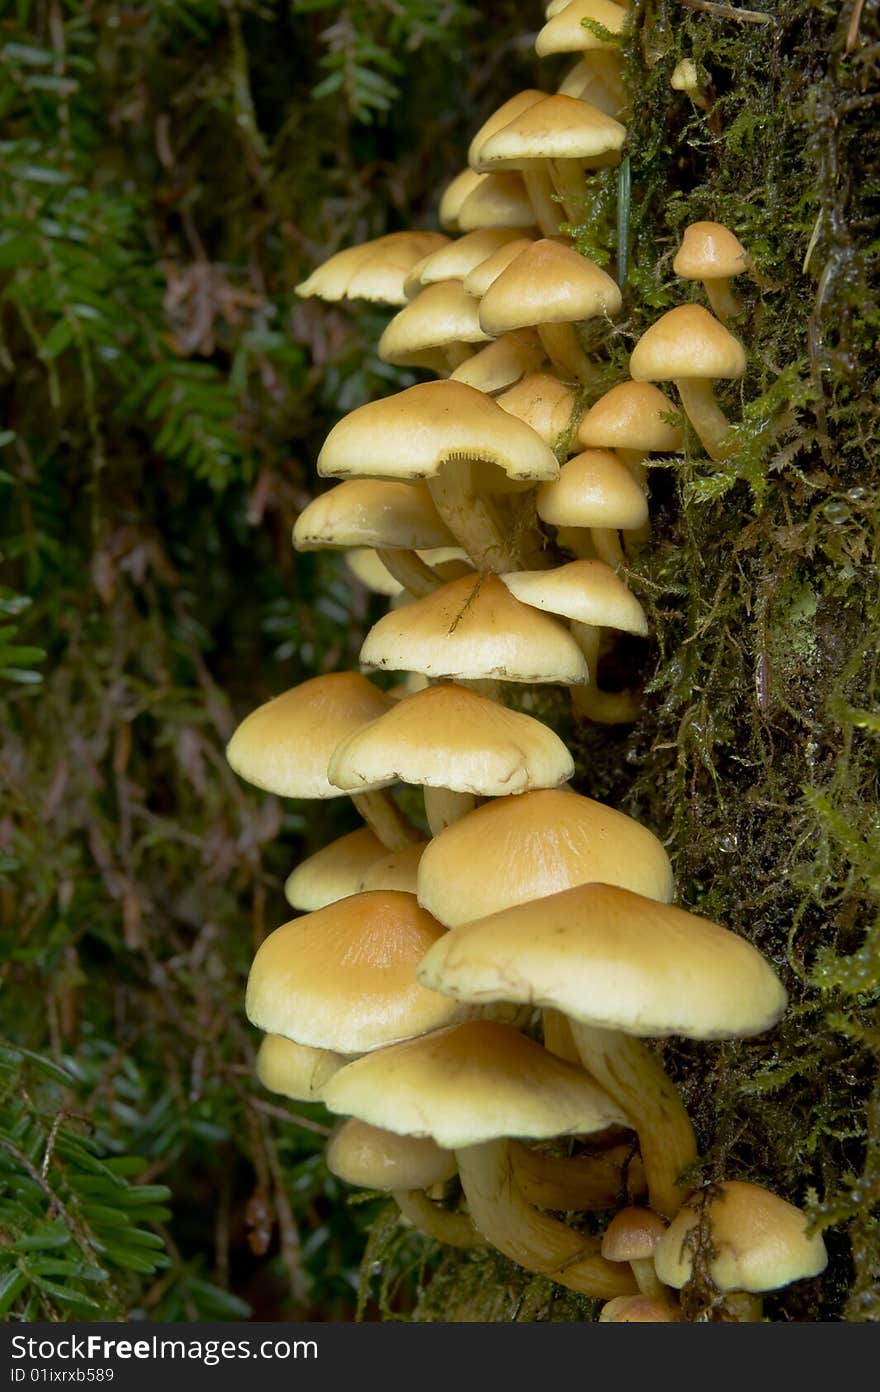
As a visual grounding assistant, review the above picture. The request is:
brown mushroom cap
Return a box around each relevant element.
[476,94,626,169]
[577,381,684,453]
[629,304,747,382]
[246,890,465,1053]
[479,239,622,336]
[255,1034,347,1102]
[601,1206,667,1263]
[653,1181,828,1293]
[468,89,550,170]
[673,221,752,283]
[417,881,788,1041]
[449,330,547,394]
[412,229,527,290]
[326,1117,458,1191]
[599,1295,679,1322]
[323,1019,628,1149]
[317,380,559,485]
[462,237,536,299]
[501,558,648,634]
[496,372,578,447]
[360,572,589,685]
[328,682,574,797]
[417,787,674,926]
[284,826,385,911]
[378,281,492,367]
[225,672,392,799]
[457,172,537,231]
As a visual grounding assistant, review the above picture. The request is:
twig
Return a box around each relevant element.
[845,0,866,53]
[249,1096,332,1137]
[678,0,774,22]
[0,1135,101,1266]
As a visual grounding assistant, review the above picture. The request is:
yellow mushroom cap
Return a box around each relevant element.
[326,1117,458,1191]
[462,237,536,299]
[468,89,549,170]
[599,1295,679,1322]
[449,330,547,394]
[295,231,449,306]
[284,826,385,911]
[456,173,537,232]
[323,1019,628,1149]
[412,229,527,289]
[438,168,485,230]
[673,221,752,282]
[255,1034,347,1102]
[357,841,428,894]
[501,559,648,634]
[317,380,559,484]
[535,0,627,57]
[536,449,649,529]
[630,304,747,382]
[417,787,674,927]
[418,881,788,1040]
[344,549,404,596]
[225,671,392,799]
[653,1181,828,1293]
[293,479,456,553]
[496,372,578,447]
[479,239,622,335]
[477,95,626,168]
[378,281,492,367]
[577,381,684,453]
[601,1207,667,1263]
[360,572,589,685]
[246,890,465,1052]
[329,682,574,797]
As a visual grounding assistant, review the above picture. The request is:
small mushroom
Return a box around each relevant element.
[673,220,753,323]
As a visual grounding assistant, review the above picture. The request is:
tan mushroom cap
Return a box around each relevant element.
[601,1207,667,1263]
[557,54,627,118]
[418,881,788,1041]
[225,672,392,799]
[536,449,649,529]
[456,172,537,231]
[577,382,684,452]
[246,890,465,1053]
[329,683,574,797]
[293,480,456,553]
[323,1019,629,1149]
[479,240,622,336]
[496,372,578,447]
[255,1034,347,1103]
[477,95,626,168]
[378,281,492,367]
[284,826,385,911]
[449,330,547,394]
[326,1117,458,1191]
[317,380,559,484]
[462,236,535,299]
[468,89,549,170]
[295,231,449,306]
[630,304,747,382]
[360,573,589,685]
[599,1295,679,1322]
[438,168,485,230]
[673,221,752,282]
[344,549,404,596]
[417,788,674,927]
[357,841,427,894]
[535,0,626,56]
[411,229,527,291]
[653,1181,828,1293]
[501,559,648,634]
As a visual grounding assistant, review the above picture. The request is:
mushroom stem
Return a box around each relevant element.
[588,527,625,569]
[616,448,649,490]
[673,377,737,461]
[455,1139,638,1298]
[522,165,564,238]
[567,1021,698,1220]
[375,547,444,598]
[536,322,596,385]
[569,621,641,725]
[549,158,588,226]
[510,1140,646,1212]
[350,790,421,851]
[427,459,520,571]
[393,1188,483,1248]
[444,342,476,372]
[630,1256,669,1303]
[423,786,476,837]
[703,280,743,324]
[542,1007,580,1064]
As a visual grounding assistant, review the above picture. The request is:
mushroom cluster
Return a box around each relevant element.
[227,0,827,1319]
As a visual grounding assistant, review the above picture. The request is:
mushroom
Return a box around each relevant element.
[462,236,535,299]
[653,1180,829,1319]
[496,372,578,449]
[326,1117,480,1249]
[670,59,710,113]
[327,681,574,835]
[246,890,469,1053]
[316,380,559,572]
[449,330,548,394]
[576,380,684,487]
[672,220,753,323]
[418,881,788,1217]
[323,1019,639,1299]
[283,826,385,911]
[535,447,649,567]
[405,228,529,295]
[467,89,560,236]
[255,1033,347,1102]
[378,280,492,373]
[225,671,418,850]
[599,1294,680,1321]
[629,303,746,462]
[601,1206,670,1301]
[295,231,449,306]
